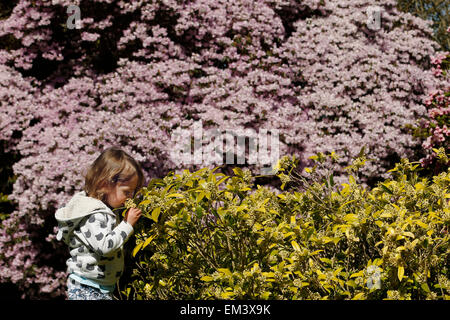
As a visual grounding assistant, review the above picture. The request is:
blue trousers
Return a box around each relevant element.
[67,278,113,300]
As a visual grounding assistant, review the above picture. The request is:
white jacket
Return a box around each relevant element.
[55,191,134,286]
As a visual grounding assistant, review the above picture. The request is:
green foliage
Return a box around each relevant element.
[396,0,450,51]
[122,152,449,300]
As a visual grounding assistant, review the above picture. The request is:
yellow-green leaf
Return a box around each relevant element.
[221,291,234,299]
[151,207,161,222]
[218,268,232,276]
[414,183,425,191]
[315,269,326,280]
[216,176,229,186]
[200,276,214,282]
[197,191,206,202]
[142,234,157,250]
[403,232,415,238]
[349,175,356,185]
[380,212,392,218]
[139,199,151,206]
[283,232,295,239]
[262,272,275,278]
[343,213,358,222]
[415,221,428,229]
[291,240,301,251]
[350,271,364,278]
[132,242,143,257]
[375,221,383,228]
[167,193,184,198]
[352,292,365,300]
[232,167,243,176]
[339,200,356,212]
[341,183,350,195]
[380,183,393,195]
[398,266,405,282]
[421,283,431,293]
[346,280,357,288]
[236,205,248,212]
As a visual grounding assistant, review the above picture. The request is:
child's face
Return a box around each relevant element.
[104,174,138,208]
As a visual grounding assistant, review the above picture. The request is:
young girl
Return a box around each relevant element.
[55,147,145,300]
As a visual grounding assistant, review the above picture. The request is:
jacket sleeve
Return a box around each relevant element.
[79,212,134,257]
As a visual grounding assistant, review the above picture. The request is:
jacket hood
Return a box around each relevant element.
[55,191,113,243]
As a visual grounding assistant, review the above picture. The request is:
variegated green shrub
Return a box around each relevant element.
[121,149,449,300]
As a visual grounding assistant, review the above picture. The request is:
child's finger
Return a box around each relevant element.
[130,207,142,216]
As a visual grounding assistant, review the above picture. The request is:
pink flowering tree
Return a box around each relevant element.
[410,49,449,172]
[0,0,444,298]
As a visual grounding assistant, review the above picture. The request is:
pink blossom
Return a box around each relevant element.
[81,32,100,42]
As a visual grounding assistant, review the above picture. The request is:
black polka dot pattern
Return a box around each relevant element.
[59,209,133,286]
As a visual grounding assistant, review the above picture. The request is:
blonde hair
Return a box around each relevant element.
[84,147,144,202]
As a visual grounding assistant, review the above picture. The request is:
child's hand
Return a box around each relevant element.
[124,207,142,227]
